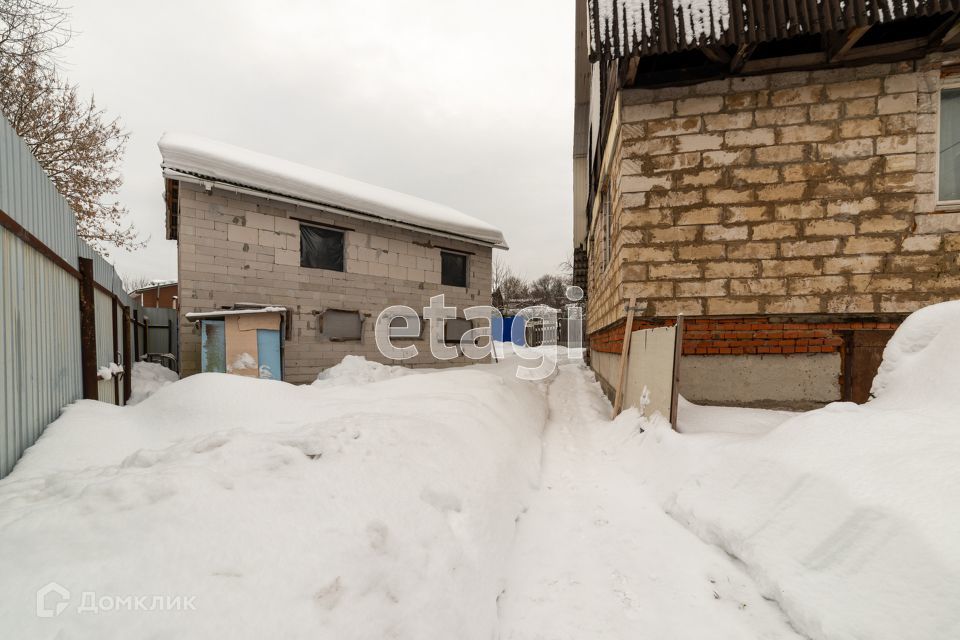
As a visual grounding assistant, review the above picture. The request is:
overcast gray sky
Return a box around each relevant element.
[62,0,574,284]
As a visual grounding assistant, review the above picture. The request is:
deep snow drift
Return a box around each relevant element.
[0,359,546,639]
[628,301,960,640]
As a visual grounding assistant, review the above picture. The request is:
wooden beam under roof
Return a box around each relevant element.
[701,45,731,64]
[729,43,757,73]
[932,12,960,46]
[829,25,873,61]
[624,53,641,86]
[627,33,944,89]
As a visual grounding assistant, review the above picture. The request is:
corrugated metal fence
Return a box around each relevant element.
[142,307,179,356]
[0,115,175,478]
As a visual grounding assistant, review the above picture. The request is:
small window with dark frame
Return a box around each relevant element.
[300,224,344,272]
[441,251,468,287]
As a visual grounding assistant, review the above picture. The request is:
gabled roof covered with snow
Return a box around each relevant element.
[159,133,507,249]
[589,0,960,60]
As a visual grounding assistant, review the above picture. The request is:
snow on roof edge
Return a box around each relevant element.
[131,280,177,294]
[185,307,287,320]
[159,133,508,249]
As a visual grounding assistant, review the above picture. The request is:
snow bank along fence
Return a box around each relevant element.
[0,116,166,478]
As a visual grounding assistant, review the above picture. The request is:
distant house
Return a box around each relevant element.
[573,0,960,408]
[160,133,507,383]
[130,280,178,309]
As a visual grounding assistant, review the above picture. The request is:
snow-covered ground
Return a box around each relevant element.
[1,302,959,639]
[497,363,802,639]
[629,301,960,640]
[0,358,547,639]
[676,395,796,435]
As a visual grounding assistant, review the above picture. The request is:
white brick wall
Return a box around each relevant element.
[587,54,960,332]
[177,182,494,383]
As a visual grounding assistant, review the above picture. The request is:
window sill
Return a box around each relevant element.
[302,266,345,273]
[935,202,960,212]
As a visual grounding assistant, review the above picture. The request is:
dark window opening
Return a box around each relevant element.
[301,224,344,271]
[441,251,467,287]
[445,318,473,344]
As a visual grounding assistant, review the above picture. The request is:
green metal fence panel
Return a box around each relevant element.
[94,289,116,405]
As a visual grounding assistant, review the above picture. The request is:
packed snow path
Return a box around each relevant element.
[497,363,803,639]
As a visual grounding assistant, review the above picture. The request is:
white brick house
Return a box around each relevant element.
[575,0,960,408]
[160,133,507,383]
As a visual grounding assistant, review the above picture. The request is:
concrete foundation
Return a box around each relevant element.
[591,350,841,410]
[590,350,620,400]
[679,353,841,410]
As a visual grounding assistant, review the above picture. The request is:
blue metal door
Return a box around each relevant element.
[509,316,526,346]
[492,315,505,342]
[256,329,282,380]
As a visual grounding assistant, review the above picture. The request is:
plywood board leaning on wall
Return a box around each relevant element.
[623,318,683,428]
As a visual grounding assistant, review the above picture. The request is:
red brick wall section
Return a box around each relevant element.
[590,316,902,356]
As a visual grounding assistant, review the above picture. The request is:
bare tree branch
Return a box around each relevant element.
[0,0,70,70]
[0,0,139,255]
[492,255,510,293]
[122,273,155,294]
